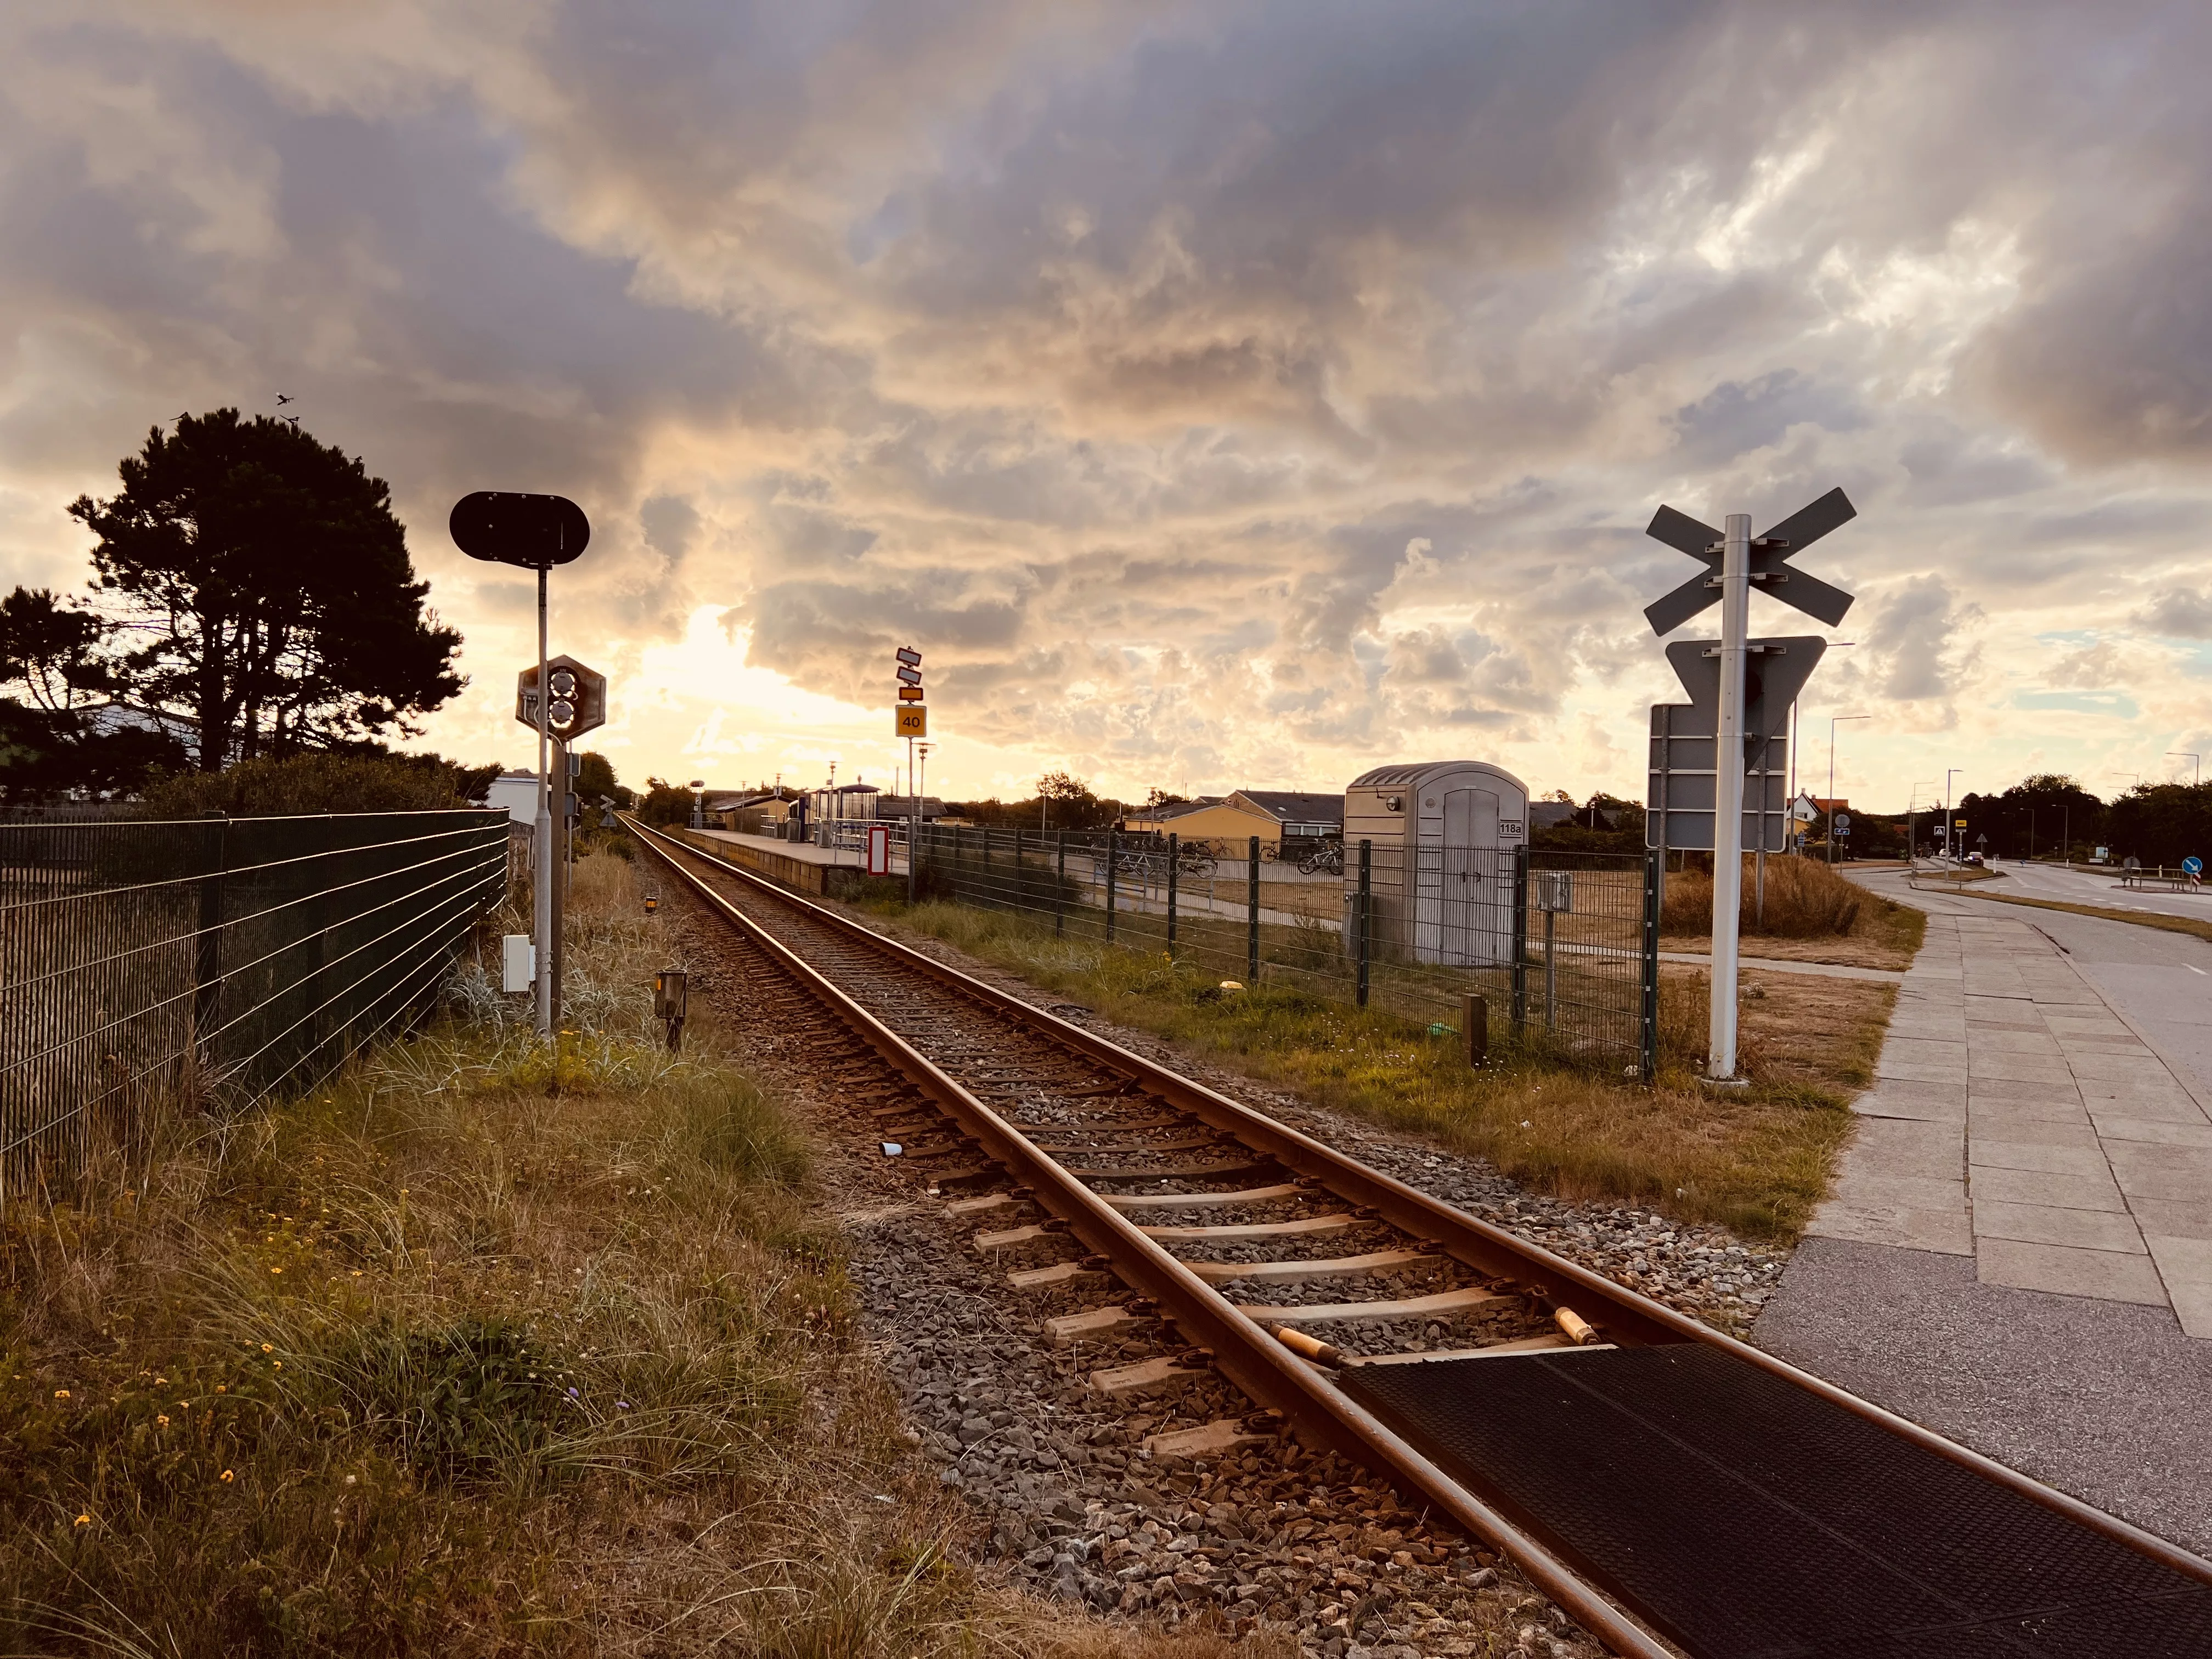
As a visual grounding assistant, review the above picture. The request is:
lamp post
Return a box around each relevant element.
[1943,768,1963,862]
[2169,752,2201,786]
[1908,781,1936,864]
[1827,714,1869,865]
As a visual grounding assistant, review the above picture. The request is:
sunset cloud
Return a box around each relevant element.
[4,0,2211,805]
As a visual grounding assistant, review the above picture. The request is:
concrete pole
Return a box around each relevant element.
[1707,512,1751,1081]
[534,566,553,1040]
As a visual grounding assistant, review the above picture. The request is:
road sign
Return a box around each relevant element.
[1835,813,1851,833]
[896,665,922,686]
[1643,488,1857,636]
[896,646,922,667]
[517,655,607,740]
[1647,707,1792,851]
[1663,636,1826,765]
[896,706,927,738]
[1955,818,1967,829]
[451,492,590,569]
[898,686,925,702]
[866,823,891,876]
[2185,856,2204,876]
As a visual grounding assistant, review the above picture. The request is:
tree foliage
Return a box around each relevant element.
[69,410,463,769]
[1955,775,2107,859]
[636,777,696,826]
[0,584,185,800]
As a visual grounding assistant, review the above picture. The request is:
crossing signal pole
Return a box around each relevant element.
[1642,488,1858,1083]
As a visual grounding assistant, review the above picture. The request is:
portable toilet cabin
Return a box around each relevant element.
[1342,762,1529,966]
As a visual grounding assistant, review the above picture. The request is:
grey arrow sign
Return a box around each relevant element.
[1664,635,1828,764]
[1643,487,1857,636]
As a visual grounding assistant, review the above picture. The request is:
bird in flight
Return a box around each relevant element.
[276,392,294,405]
[282,415,301,431]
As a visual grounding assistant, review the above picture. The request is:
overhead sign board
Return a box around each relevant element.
[895,706,928,738]
[452,492,591,570]
[1647,704,1792,853]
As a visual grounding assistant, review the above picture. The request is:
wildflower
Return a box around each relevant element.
[261,1344,272,1353]
[219,1470,234,1483]
[344,1474,357,1487]
[157,1414,170,1426]
[270,1266,283,1275]
[75,1514,90,1527]
[53,1390,69,1401]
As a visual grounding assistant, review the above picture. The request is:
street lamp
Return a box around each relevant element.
[2169,752,2201,786]
[1943,768,1964,862]
[1827,715,1870,865]
[689,778,705,830]
[1908,781,1937,865]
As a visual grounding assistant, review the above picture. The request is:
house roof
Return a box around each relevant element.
[1121,796,1222,823]
[1231,789,1344,825]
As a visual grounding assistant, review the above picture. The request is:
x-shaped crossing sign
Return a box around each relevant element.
[1643,487,1858,636]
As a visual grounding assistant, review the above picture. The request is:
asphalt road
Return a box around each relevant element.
[1986,857,2212,926]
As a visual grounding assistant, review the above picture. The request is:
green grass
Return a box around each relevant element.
[866,898,1870,1243]
[3,856,1278,1658]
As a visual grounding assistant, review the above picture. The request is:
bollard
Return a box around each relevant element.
[1247,835,1261,985]
[653,968,689,1052]
[1166,832,1179,958]
[1105,828,1118,943]
[1462,992,1488,1068]
[1356,839,1372,1009]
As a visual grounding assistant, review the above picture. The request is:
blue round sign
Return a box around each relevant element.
[2185,855,2204,876]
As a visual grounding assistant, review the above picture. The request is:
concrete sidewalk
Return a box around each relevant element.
[1756,876,2212,1553]
[1797,896,2212,1333]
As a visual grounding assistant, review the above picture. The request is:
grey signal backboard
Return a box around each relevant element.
[1648,704,1792,853]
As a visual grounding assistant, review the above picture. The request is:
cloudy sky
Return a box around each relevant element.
[4,0,2210,810]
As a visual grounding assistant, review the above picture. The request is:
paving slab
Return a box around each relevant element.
[1764,872,2212,1554]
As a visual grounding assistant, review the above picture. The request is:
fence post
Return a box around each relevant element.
[1105,828,1118,943]
[1510,843,1528,1035]
[1641,847,1661,1083]
[1356,838,1372,1009]
[1463,991,1487,1068]
[194,812,229,1061]
[1056,830,1066,935]
[1166,832,1178,958]
[1013,829,1024,910]
[1246,835,1260,984]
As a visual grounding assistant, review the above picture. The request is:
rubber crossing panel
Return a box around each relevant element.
[1341,1344,2212,1657]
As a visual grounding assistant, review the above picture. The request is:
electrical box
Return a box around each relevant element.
[501,934,535,993]
[1343,761,1529,967]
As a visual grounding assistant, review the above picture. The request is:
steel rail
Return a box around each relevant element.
[635,819,2212,1614]
[628,817,1675,1658]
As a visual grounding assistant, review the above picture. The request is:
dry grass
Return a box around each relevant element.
[869,899,1881,1242]
[0,854,1232,1657]
[1662,856,1926,970]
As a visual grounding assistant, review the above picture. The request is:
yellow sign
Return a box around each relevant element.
[1955,817,1967,828]
[896,706,928,738]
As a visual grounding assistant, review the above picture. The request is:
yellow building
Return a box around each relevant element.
[1116,790,1343,854]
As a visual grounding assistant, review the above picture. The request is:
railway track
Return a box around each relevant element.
[627,818,2212,1658]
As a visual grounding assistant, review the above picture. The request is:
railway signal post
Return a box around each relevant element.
[1643,487,1857,1081]
[450,490,591,1039]
[896,646,926,900]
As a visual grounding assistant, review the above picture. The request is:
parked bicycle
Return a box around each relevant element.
[1110,842,1218,882]
[1296,841,1344,876]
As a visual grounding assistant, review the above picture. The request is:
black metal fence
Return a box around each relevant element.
[913,825,1657,1076]
[1,810,508,1206]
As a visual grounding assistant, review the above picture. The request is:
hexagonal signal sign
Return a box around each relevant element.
[516,654,608,741]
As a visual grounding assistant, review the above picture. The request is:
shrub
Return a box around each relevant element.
[139,751,497,818]
[1662,854,1864,938]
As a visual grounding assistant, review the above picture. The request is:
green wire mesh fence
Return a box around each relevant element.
[1,809,509,1208]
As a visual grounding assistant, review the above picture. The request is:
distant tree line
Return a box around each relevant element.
[1955,774,2212,866]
